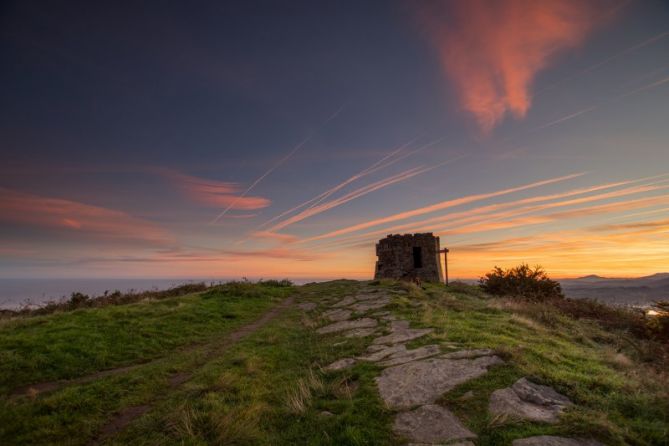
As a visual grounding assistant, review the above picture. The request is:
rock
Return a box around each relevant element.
[332,296,356,308]
[355,291,383,301]
[325,358,356,371]
[349,297,391,312]
[319,410,335,417]
[376,356,503,409]
[442,349,495,359]
[366,344,388,353]
[372,320,433,345]
[323,308,352,322]
[378,344,441,367]
[408,443,475,446]
[393,404,476,444]
[297,302,316,311]
[489,378,573,424]
[512,436,605,446]
[317,318,378,334]
[359,344,407,362]
[343,327,377,338]
[458,390,475,401]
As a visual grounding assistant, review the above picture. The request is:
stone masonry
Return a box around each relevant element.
[374,233,444,283]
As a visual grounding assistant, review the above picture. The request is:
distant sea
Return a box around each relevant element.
[0,277,325,310]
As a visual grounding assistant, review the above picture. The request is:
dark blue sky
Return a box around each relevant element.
[1,0,668,279]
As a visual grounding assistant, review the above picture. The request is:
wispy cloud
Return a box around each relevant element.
[264,155,464,234]
[302,173,585,242]
[211,103,346,223]
[256,136,422,231]
[163,170,270,211]
[0,187,170,244]
[414,0,603,132]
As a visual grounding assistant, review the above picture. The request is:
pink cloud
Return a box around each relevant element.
[415,0,606,132]
[0,187,170,244]
[162,170,270,211]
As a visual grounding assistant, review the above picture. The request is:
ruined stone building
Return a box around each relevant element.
[374,233,444,283]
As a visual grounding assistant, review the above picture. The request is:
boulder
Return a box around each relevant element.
[489,378,573,424]
[325,358,356,372]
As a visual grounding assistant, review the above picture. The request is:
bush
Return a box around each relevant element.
[480,264,563,301]
[647,301,669,340]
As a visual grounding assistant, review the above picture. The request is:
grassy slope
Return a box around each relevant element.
[0,283,291,445]
[1,280,667,445]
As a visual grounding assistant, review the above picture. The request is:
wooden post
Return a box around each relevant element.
[440,248,450,285]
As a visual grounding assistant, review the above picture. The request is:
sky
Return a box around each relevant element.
[1,0,668,280]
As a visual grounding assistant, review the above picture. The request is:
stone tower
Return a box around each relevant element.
[374,233,444,283]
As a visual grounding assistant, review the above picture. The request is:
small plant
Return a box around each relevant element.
[480,263,563,301]
[647,300,669,340]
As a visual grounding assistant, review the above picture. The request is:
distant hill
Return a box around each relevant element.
[560,273,669,307]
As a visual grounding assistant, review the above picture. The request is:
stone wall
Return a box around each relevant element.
[374,233,443,283]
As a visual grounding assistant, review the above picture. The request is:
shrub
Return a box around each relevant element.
[647,301,669,340]
[480,264,563,301]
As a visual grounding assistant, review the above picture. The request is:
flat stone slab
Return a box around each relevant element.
[409,443,474,446]
[359,344,407,362]
[378,344,441,367]
[349,297,391,312]
[408,442,474,446]
[355,291,384,301]
[297,302,316,311]
[442,349,495,359]
[323,308,352,321]
[344,327,377,338]
[372,320,433,345]
[377,356,503,409]
[332,296,356,308]
[489,378,572,424]
[393,404,476,444]
[317,318,378,334]
[513,436,604,446]
[325,358,356,372]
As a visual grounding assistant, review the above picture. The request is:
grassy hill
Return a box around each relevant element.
[0,280,666,445]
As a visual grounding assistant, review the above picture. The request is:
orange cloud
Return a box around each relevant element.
[163,170,270,211]
[415,0,604,132]
[0,187,170,244]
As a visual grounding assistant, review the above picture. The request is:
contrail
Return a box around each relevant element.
[256,135,423,230]
[615,75,669,99]
[539,30,669,94]
[266,155,464,233]
[210,104,346,223]
[534,106,598,131]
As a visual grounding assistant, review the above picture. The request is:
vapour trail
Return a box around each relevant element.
[210,104,345,223]
[538,29,669,94]
[254,137,418,231]
[266,156,463,233]
[300,172,586,243]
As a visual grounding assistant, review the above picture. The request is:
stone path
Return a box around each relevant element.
[309,285,602,446]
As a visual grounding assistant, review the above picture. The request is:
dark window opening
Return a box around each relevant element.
[413,247,422,268]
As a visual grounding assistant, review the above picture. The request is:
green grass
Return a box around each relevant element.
[0,279,667,445]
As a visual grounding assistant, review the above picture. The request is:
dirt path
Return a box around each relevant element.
[83,296,294,445]
[10,298,293,399]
